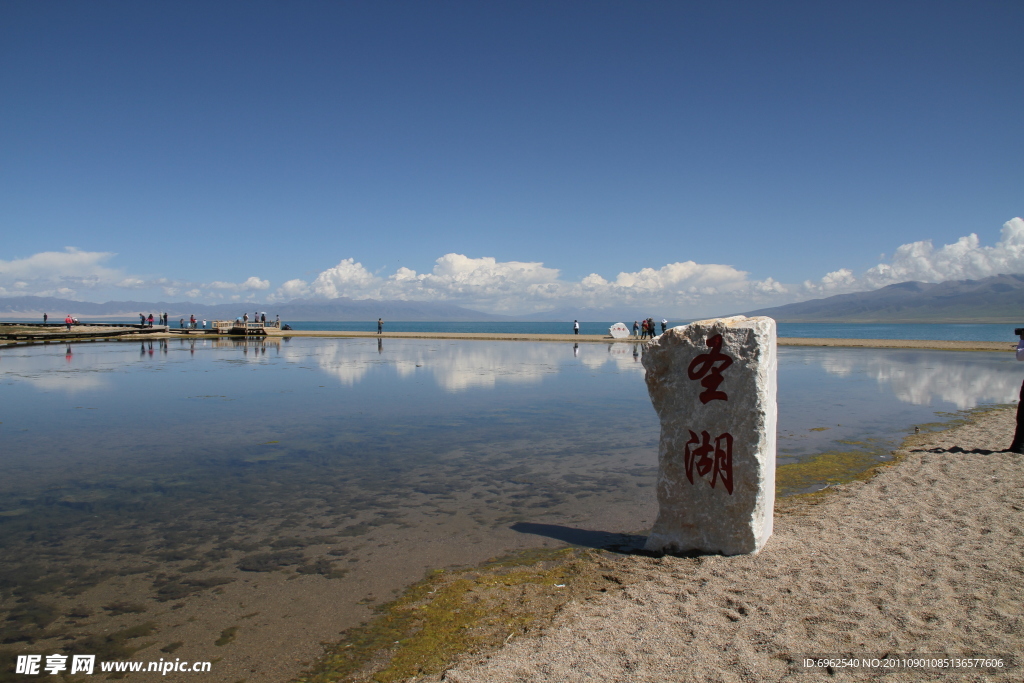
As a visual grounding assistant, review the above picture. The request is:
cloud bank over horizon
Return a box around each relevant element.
[0,248,269,302]
[2,218,1023,316]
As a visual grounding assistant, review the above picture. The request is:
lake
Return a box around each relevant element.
[0,337,1020,681]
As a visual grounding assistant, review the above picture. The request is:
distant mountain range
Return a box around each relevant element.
[745,274,1024,323]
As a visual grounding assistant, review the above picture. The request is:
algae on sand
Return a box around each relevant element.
[776,404,1014,497]
[297,547,623,683]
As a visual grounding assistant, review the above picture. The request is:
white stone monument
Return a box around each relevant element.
[642,315,776,555]
[608,322,630,339]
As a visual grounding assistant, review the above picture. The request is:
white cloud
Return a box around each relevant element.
[6,218,1022,315]
[205,277,270,292]
[0,247,123,298]
[380,254,563,304]
[311,258,378,298]
[0,247,275,304]
[277,253,787,315]
[803,217,1024,296]
[272,278,312,301]
[863,217,1024,287]
[284,218,1024,315]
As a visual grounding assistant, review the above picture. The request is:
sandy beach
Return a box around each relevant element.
[418,407,1023,683]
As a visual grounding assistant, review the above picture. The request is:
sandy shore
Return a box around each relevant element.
[429,407,1024,682]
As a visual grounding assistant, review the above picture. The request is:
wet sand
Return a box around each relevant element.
[433,407,1024,682]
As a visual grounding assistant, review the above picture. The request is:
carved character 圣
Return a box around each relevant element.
[683,430,734,494]
[687,334,733,403]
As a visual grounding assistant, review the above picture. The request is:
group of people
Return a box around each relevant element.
[139,313,169,327]
[632,318,668,339]
[239,312,277,325]
[180,315,207,329]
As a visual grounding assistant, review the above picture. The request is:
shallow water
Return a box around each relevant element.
[0,338,1021,679]
[2,338,1018,493]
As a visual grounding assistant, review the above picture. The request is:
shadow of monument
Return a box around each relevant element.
[913,446,1002,455]
[510,522,648,555]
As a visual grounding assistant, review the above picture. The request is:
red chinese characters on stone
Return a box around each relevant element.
[687,334,733,403]
[683,430,734,494]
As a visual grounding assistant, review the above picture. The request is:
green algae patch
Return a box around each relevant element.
[915,404,1010,435]
[296,547,612,683]
[776,448,895,497]
[777,404,1014,498]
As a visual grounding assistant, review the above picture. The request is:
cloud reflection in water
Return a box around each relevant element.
[818,349,1021,409]
[285,339,645,392]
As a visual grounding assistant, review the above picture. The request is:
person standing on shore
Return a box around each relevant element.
[574,320,579,335]
[1010,332,1024,453]
[377,318,383,334]
[632,321,639,338]
[65,315,73,331]
[43,313,48,324]
[661,319,668,334]
[148,313,154,327]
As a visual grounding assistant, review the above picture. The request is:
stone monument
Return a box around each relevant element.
[642,315,776,555]
[608,322,630,339]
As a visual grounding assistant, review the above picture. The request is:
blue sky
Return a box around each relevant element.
[1,0,1021,316]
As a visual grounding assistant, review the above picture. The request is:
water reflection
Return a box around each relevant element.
[816,348,1021,409]
[282,338,644,392]
[0,337,660,682]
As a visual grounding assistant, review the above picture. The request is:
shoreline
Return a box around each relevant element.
[1,326,1017,353]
